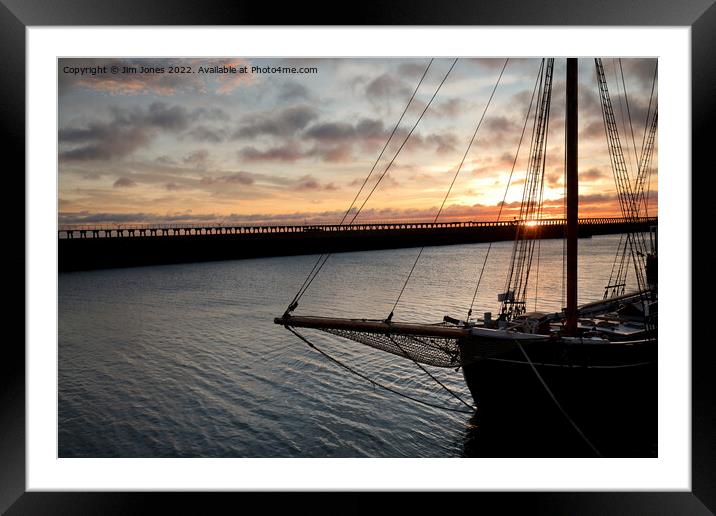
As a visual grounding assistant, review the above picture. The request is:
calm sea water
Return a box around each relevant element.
[59,234,636,457]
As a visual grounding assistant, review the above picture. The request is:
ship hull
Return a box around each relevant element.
[458,336,657,457]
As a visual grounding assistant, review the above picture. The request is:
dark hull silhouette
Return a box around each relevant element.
[459,336,657,457]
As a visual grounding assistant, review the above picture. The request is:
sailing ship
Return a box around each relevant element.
[274,58,657,456]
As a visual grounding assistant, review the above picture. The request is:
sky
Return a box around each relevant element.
[58,57,658,226]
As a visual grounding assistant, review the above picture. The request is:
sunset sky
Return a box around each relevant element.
[58,57,657,226]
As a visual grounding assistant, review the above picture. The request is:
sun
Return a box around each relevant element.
[525,220,539,227]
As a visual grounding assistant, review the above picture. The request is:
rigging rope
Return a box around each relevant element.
[611,62,639,297]
[641,63,658,218]
[562,88,568,308]
[388,335,475,411]
[340,59,435,227]
[467,59,544,320]
[617,59,641,175]
[388,58,509,321]
[289,60,434,307]
[533,230,542,312]
[287,326,475,414]
[346,58,459,227]
[287,58,457,311]
[602,59,657,299]
[500,58,554,320]
[612,60,638,205]
[532,93,549,313]
[603,61,631,298]
[595,58,648,297]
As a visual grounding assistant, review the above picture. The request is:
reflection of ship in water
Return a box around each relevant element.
[275,58,658,457]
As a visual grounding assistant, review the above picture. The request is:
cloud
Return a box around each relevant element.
[307,144,354,163]
[239,142,304,162]
[401,130,463,157]
[155,155,177,165]
[277,81,312,101]
[240,140,352,163]
[186,125,227,143]
[113,177,137,188]
[141,102,189,131]
[59,116,149,160]
[223,172,255,185]
[615,58,658,89]
[182,149,210,168]
[366,73,410,100]
[546,172,563,188]
[470,58,513,70]
[579,193,618,203]
[304,118,386,142]
[426,133,459,155]
[304,121,355,141]
[59,102,190,161]
[483,115,520,135]
[58,184,653,227]
[213,59,257,93]
[432,98,467,117]
[59,210,218,224]
[199,171,255,186]
[236,115,405,164]
[295,174,338,191]
[349,172,400,189]
[190,107,230,121]
[582,167,606,180]
[233,105,318,139]
[580,120,605,139]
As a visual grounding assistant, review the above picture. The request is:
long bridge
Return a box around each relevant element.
[58,216,657,271]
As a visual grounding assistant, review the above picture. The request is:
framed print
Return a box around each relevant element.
[3,0,713,513]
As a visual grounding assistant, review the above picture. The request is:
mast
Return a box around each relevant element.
[566,58,578,335]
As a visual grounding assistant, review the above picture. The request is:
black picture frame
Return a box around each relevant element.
[2,1,711,513]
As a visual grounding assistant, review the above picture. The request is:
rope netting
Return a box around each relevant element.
[316,327,464,368]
